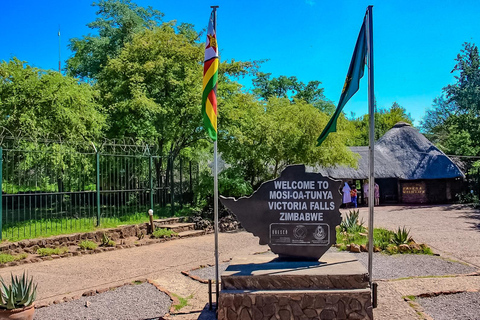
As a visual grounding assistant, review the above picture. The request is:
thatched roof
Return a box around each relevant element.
[313,122,465,180]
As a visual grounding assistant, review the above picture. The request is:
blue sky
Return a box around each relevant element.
[1,0,479,125]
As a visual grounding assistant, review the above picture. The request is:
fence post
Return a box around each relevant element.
[170,156,175,216]
[149,155,154,211]
[179,157,183,209]
[96,152,101,227]
[0,147,3,241]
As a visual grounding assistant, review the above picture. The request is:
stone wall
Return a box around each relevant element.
[0,223,149,255]
[218,290,373,320]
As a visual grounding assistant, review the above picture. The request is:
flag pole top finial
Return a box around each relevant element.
[211,5,219,9]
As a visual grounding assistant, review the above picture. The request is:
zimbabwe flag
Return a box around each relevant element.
[202,9,219,141]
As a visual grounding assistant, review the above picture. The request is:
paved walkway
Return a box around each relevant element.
[0,205,478,319]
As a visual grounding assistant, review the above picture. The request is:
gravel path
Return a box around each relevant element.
[34,283,171,320]
[188,263,229,281]
[349,252,477,280]
[185,250,477,282]
[418,291,480,320]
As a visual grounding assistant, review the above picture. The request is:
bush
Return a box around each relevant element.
[79,240,98,250]
[340,210,366,234]
[0,253,28,264]
[101,233,115,247]
[37,247,69,256]
[392,227,410,245]
[151,228,177,239]
[0,272,37,309]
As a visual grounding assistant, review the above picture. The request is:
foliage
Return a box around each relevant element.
[373,228,393,250]
[196,167,254,201]
[171,293,193,311]
[0,253,28,264]
[391,227,411,245]
[421,42,480,158]
[220,95,357,188]
[0,272,37,310]
[79,240,98,250]
[349,102,414,146]
[151,228,177,239]
[101,233,115,247]
[67,0,164,80]
[444,42,480,114]
[0,58,105,140]
[252,72,336,113]
[36,247,69,256]
[97,23,205,161]
[339,210,366,233]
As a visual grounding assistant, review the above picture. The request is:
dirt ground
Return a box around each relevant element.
[0,204,478,320]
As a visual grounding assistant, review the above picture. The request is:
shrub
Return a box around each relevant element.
[392,227,410,245]
[79,240,98,250]
[0,272,37,309]
[151,228,177,239]
[0,253,28,264]
[37,247,69,256]
[340,210,366,234]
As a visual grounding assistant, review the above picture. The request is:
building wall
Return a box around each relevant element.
[400,181,427,203]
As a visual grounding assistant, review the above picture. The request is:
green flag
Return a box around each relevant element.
[317,15,368,146]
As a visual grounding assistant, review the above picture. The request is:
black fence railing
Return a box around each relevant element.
[0,140,199,241]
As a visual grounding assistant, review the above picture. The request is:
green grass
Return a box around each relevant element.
[151,228,178,239]
[172,293,193,311]
[79,240,98,250]
[0,253,28,264]
[0,204,197,243]
[37,247,69,256]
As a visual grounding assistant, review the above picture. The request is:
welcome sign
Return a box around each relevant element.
[221,165,342,260]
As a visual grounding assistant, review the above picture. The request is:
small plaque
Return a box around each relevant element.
[221,165,342,260]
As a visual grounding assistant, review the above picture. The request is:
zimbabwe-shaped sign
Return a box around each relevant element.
[220,165,342,260]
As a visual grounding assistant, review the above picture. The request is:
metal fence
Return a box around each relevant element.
[0,140,199,241]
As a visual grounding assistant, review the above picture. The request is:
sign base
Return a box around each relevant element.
[218,252,373,320]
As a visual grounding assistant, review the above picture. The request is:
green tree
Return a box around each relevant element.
[0,58,105,140]
[421,42,480,157]
[444,42,480,114]
[220,95,357,188]
[350,102,414,146]
[252,72,336,113]
[66,0,164,80]
[97,23,203,156]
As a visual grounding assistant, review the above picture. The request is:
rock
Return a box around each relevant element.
[82,290,96,297]
[360,244,367,252]
[85,301,91,307]
[410,243,422,252]
[349,244,361,253]
[319,309,336,320]
[398,244,410,253]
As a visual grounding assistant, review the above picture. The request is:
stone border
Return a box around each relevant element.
[404,287,480,320]
[0,218,211,268]
[181,259,231,284]
[0,235,181,268]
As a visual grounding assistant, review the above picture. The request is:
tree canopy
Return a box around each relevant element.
[66,0,164,81]
[349,102,414,146]
[0,58,104,141]
[421,42,480,157]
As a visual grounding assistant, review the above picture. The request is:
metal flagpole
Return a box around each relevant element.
[212,5,220,308]
[366,5,376,302]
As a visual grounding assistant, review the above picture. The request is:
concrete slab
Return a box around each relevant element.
[222,252,369,290]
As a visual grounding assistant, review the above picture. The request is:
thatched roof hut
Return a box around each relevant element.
[315,122,464,180]
[314,122,465,204]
